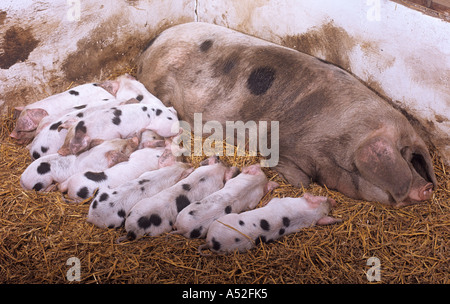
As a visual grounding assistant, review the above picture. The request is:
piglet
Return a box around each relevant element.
[58,143,165,202]
[58,103,179,156]
[199,193,342,254]
[87,162,193,229]
[20,137,139,192]
[118,156,240,242]
[171,164,279,239]
[98,74,167,108]
[28,98,142,160]
[10,83,115,144]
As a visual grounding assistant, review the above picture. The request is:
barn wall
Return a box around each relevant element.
[0,0,194,111]
[1,0,449,164]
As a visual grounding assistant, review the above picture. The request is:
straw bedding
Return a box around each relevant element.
[1,77,449,284]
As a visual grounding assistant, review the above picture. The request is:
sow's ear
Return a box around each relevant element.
[355,135,412,203]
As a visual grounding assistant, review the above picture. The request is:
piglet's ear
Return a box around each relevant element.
[13,106,24,119]
[355,135,412,203]
[17,108,49,132]
[224,166,240,182]
[200,155,220,166]
[105,151,129,167]
[89,138,104,148]
[143,139,165,148]
[120,98,139,105]
[70,132,91,156]
[98,80,120,97]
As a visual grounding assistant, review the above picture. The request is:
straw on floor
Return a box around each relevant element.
[0,77,448,284]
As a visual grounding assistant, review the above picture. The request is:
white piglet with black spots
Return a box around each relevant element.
[20,137,139,192]
[87,162,193,229]
[96,73,167,108]
[200,193,342,254]
[58,102,179,156]
[119,156,240,242]
[28,98,143,160]
[10,83,115,144]
[58,144,165,202]
[171,164,279,239]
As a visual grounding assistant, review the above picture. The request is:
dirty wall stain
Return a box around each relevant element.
[0,26,40,69]
[281,21,356,72]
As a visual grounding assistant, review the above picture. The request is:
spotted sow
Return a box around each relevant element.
[137,22,437,207]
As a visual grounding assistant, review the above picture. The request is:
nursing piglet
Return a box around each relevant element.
[58,103,178,155]
[59,143,165,202]
[97,73,166,108]
[119,156,240,241]
[87,162,193,229]
[172,164,279,239]
[28,98,142,160]
[20,137,138,192]
[10,83,115,144]
[200,193,341,254]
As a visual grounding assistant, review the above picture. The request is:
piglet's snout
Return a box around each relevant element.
[327,197,337,208]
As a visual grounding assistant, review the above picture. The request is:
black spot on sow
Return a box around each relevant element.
[200,39,213,52]
[68,90,79,96]
[246,66,276,96]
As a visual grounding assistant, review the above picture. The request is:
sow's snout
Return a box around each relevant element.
[355,129,437,208]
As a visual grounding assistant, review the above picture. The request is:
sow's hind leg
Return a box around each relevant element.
[274,157,311,188]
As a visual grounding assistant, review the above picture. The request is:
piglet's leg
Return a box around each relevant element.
[316,216,342,225]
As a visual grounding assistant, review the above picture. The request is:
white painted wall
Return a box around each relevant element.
[1,0,449,164]
[0,0,194,109]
